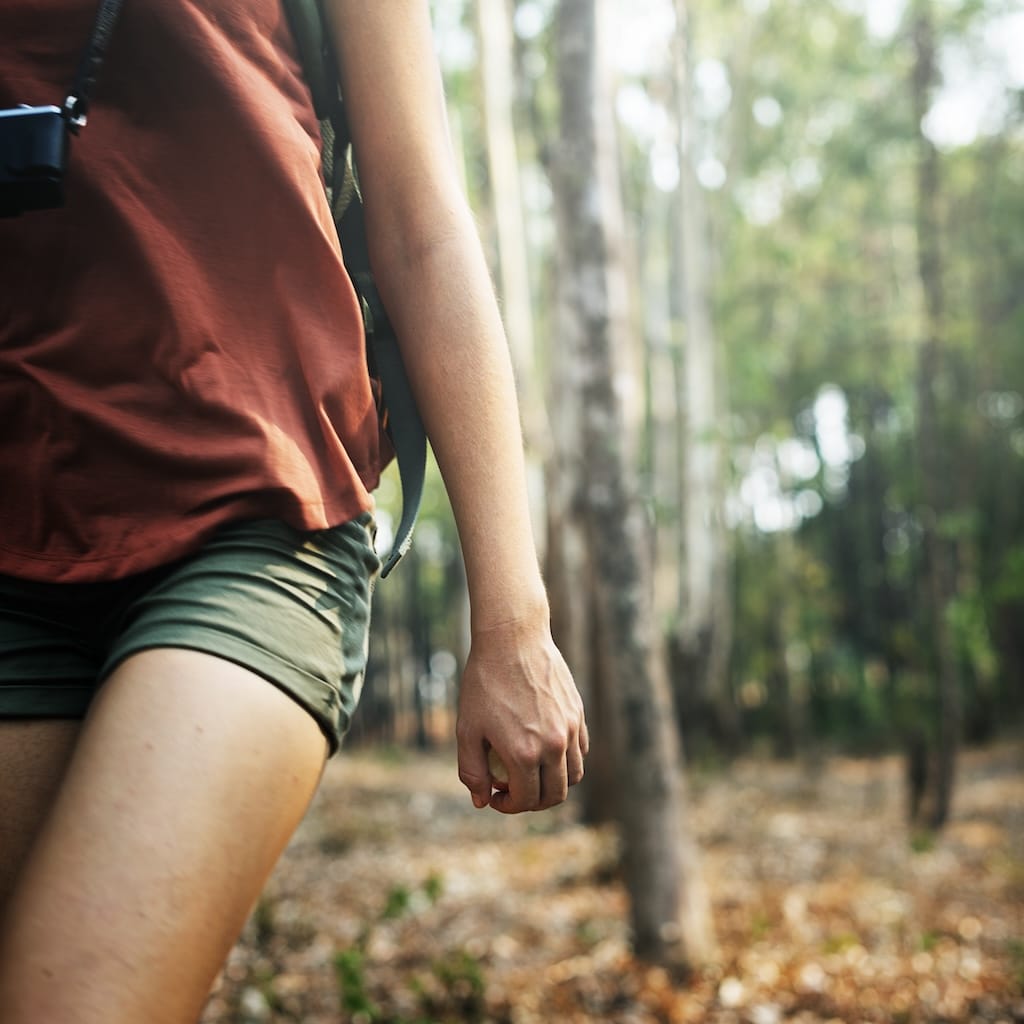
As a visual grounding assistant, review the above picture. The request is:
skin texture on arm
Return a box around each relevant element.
[323,0,588,812]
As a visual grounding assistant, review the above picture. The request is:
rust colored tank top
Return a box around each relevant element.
[0,0,386,582]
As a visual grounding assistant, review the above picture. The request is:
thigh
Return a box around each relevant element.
[0,719,81,910]
[103,515,381,755]
[0,648,328,1024]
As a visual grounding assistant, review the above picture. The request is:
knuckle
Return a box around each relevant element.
[514,737,544,765]
[546,728,569,752]
[536,728,568,760]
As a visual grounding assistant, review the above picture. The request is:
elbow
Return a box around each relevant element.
[362,177,478,282]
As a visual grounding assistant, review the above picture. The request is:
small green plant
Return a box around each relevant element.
[910,830,936,854]
[252,896,275,950]
[333,874,464,1022]
[334,947,379,1021]
[822,932,859,954]
[254,966,284,1013]
[422,871,444,905]
[432,949,486,1010]
[382,883,412,920]
[575,919,601,948]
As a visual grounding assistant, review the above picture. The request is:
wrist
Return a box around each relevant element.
[467,577,551,639]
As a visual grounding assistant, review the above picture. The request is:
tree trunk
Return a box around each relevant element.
[475,0,550,558]
[910,0,959,831]
[551,0,717,969]
[670,0,738,752]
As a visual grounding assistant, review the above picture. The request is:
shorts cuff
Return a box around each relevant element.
[100,631,350,755]
[0,683,95,718]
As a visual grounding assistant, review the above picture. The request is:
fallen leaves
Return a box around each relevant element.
[201,742,1024,1023]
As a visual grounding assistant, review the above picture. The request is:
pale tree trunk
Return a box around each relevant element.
[593,6,645,463]
[474,0,549,548]
[910,0,959,831]
[475,0,535,391]
[643,182,685,632]
[543,333,612,822]
[670,0,737,750]
[551,0,717,969]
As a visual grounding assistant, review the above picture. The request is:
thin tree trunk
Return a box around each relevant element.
[552,0,716,969]
[670,0,737,751]
[475,0,550,554]
[911,0,959,831]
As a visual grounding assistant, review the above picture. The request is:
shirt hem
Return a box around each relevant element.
[0,493,377,584]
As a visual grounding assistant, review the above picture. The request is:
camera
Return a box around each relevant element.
[0,105,68,217]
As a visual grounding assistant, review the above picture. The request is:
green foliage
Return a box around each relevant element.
[334,947,379,1021]
[911,831,937,855]
[425,950,487,1021]
[332,873,483,1024]
[382,884,413,920]
[822,932,861,955]
[252,896,275,950]
[422,871,445,905]
[694,0,1024,754]
[992,545,1024,605]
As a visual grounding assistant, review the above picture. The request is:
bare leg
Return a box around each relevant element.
[0,648,327,1024]
[0,720,82,909]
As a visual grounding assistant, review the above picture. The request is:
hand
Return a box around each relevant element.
[455,618,588,813]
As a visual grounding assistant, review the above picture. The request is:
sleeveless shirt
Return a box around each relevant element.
[0,0,385,582]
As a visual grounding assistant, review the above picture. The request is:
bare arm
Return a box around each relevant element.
[323,0,587,812]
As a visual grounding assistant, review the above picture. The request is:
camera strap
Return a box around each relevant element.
[64,0,126,133]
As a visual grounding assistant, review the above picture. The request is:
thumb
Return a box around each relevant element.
[457,736,492,810]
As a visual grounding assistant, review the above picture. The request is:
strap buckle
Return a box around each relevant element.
[63,95,87,133]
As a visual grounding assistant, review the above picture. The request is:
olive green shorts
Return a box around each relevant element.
[0,515,380,754]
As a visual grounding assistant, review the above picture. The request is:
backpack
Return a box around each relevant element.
[282,0,425,578]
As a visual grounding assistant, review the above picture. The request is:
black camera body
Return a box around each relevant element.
[0,105,68,218]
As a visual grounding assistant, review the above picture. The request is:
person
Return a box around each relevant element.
[0,2,589,1021]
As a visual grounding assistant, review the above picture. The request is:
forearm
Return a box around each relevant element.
[320,2,546,631]
[321,0,586,812]
[370,207,548,633]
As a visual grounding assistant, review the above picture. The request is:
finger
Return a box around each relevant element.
[566,739,585,787]
[579,716,590,758]
[540,755,569,809]
[490,761,540,815]
[456,737,493,810]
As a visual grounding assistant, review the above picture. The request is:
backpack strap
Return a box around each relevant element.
[64,0,127,131]
[337,170,427,579]
[282,0,426,577]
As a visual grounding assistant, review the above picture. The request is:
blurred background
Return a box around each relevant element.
[368,0,1022,803]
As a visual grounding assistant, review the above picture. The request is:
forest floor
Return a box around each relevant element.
[201,739,1024,1024]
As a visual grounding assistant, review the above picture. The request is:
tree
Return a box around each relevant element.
[474,0,549,543]
[549,0,716,969]
[669,0,737,753]
[908,0,960,831]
